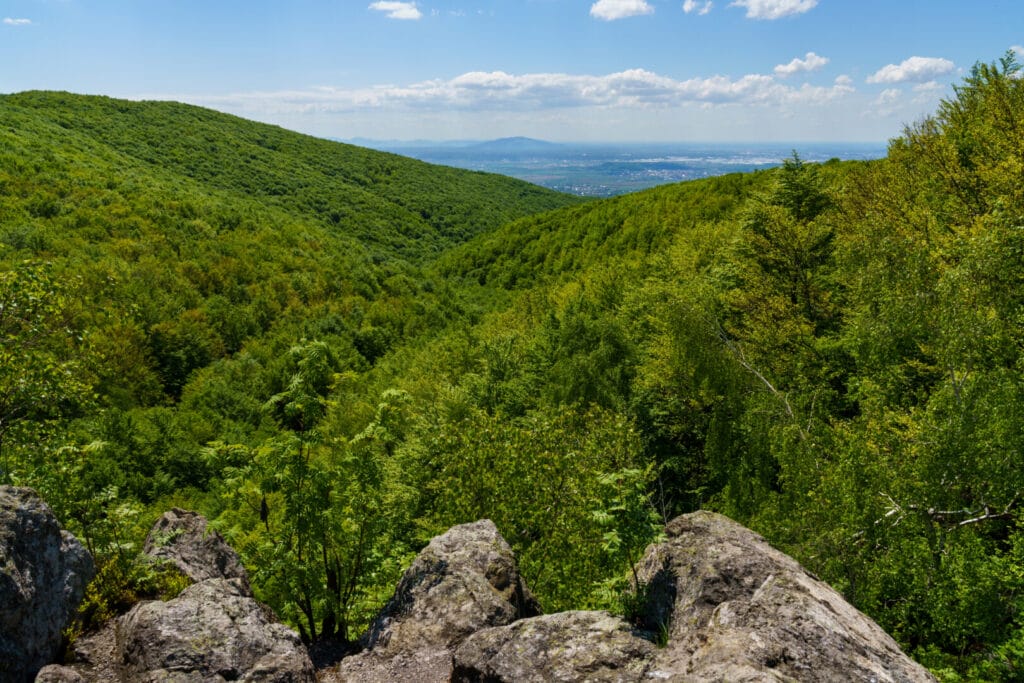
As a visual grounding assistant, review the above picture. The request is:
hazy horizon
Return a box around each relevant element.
[352,137,888,196]
[339,135,890,146]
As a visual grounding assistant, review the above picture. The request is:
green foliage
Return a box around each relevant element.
[422,405,659,611]
[6,57,1024,677]
[436,170,764,291]
[25,441,186,637]
[592,466,664,583]
[70,554,192,640]
[1,92,579,261]
[746,54,1024,679]
[0,262,91,483]
[264,341,339,433]
[206,389,416,642]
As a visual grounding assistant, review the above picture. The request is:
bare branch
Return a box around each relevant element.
[875,492,1020,530]
[714,321,795,420]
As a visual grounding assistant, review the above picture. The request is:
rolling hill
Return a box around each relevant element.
[4,54,1024,679]
[1,92,581,261]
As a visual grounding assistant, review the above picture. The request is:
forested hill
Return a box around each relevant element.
[4,55,1024,681]
[1,91,580,260]
[410,55,1024,681]
[435,168,774,290]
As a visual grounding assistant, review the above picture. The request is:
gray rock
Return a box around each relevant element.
[116,578,315,682]
[634,511,935,682]
[143,507,250,593]
[39,509,312,683]
[49,620,119,682]
[33,665,85,683]
[363,518,540,651]
[329,519,538,683]
[453,610,657,682]
[329,514,931,682]
[0,486,95,682]
[321,649,455,683]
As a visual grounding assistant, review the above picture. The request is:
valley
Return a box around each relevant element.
[3,54,1024,680]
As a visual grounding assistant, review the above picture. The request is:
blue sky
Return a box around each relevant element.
[2,0,1022,142]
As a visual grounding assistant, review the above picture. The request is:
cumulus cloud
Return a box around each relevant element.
[774,52,828,78]
[683,0,713,15]
[730,0,817,20]
[175,67,858,121]
[590,0,654,21]
[912,80,946,104]
[867,56,954,84]
[3,17,32,26]
[1013,45,1024,57]
[368,2,422,20]
[862,87,902,119]
[876,88,901,105]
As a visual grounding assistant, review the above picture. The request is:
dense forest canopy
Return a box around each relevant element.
[2,53,1024,680]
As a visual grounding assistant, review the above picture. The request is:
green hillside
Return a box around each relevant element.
[4,55,1024,680]
[436,168,771,289]
[1,91,580,260]
[0,91,579,405]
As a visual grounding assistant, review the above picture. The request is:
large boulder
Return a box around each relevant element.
[33,664,85,683]
[635,511,935,682]
[328,519,538,682]
[452,610,656,682]
[116,578,314,682]
[0,486,95,682]
[142,508,250,592]
[52,509,314,682]
[334,512,933,682]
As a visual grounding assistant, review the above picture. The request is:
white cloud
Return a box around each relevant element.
[867,56,954,84]
[174,67,858,120]
[774,52,829,78]
[683,0,713,15]
[912,80,946,104]
[1013,45,1024,57]
[368,2,422,20]
[590,0,654,21]
[834,75,853,87]
[3,17,32,26]
[876,88,901,105]
[861,87,902,119]
[730,0,817,20]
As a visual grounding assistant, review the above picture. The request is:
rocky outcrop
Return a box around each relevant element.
[4,484,933,682]
[452,610,656,682]
[50,624,119,682]
[0,486,95,683]
[334,512,933,683]
[635,511,934,682]
[142,507,251,591]
[55,509,313,683]
[117,578,314,682]
[327,519,538,683]
[33,665,85,683]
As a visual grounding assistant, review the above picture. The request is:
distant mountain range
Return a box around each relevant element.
[340,136,562,153]
[467,137,563,152]
[340,136,887,197]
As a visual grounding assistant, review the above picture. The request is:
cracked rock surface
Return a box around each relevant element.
[326,519,538,683]
[0,486,94,683]
[634,511,935,682]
